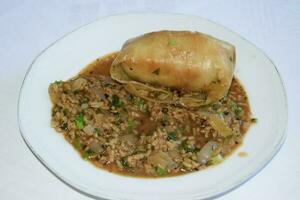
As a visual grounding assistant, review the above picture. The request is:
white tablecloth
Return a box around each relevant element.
[0,0,299,199]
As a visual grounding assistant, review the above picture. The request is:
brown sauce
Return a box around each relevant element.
[80,52,118,76]
[238,152,248,157]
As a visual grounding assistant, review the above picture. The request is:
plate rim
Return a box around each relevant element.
[17,12,288,200]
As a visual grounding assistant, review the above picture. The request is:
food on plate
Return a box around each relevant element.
[49,31,255,177]
[111,31,235,106]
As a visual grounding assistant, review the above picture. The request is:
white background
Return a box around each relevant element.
[0,0,299,199]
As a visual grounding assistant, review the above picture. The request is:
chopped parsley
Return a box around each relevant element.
[155,166,166,176]
[133,98,146,111]
[160,115,168,126]
[95,108,103,114]
[152,68,160,75]
[82,149,94,160]
[167,131,177,141]
[75,113,85,129]
[111,95,124,108]
[79,98,89,104]
[177,127,186,133]
[251,118,257,123]
[161,107,168,114]
[180,140,199,153]
[73,139,82,150]
[73,90,80,95]
[209,154,223,165]
[103,82,114,88]
[127,119,138,129]
[120,157,130,168]
[231,103,243,115]
[63,108,69,116]
[168,39,177,46]
[54,80,62,85]
[94,128,101,135]
[60,121,68,130]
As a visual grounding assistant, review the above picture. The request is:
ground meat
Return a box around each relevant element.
[49,73,252,177]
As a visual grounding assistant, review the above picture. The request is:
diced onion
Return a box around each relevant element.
[197,141,218,164]
[89,141,103,153]
[208,114,233,137]
[124,81,173,103]
[148,151,178,169]
[72,77,87,90]
[83,124,94,135]
[209,154,223,165]
[120,134,138,145]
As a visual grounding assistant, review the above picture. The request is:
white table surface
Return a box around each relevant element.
[0,0,299,199]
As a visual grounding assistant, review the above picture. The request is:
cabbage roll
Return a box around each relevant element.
[111,30,235,106]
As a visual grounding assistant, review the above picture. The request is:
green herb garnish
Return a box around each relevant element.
[155,166,166,176]
[167,131,177,141]
[95,108,103,114]
[120,157,130,168]
[75,113,85,129]
[234,107,243,115]
[169,39,177,46]
[80,98,89,104]
[103,82,114,88]
[73,139,82,150]
[127,119,138,129]
[54,80,62,85]
[251,118,257,123]
[180,140,199,153]
[133,98,146,111]
[178,127,186,133]
[152,68,160,75]
[94,128,101,135]
[160,115,168,126]
[63,108,69,116]
[60,122,68,130]
[127,94,134,102]
[231,103,243,115]
[51,110,56,117]
[82,149,94,160]
[111,95,124,108]
[209,154,223,165]
[73,90,80,95]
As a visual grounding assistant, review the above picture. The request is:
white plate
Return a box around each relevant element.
[18,13,287,200]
